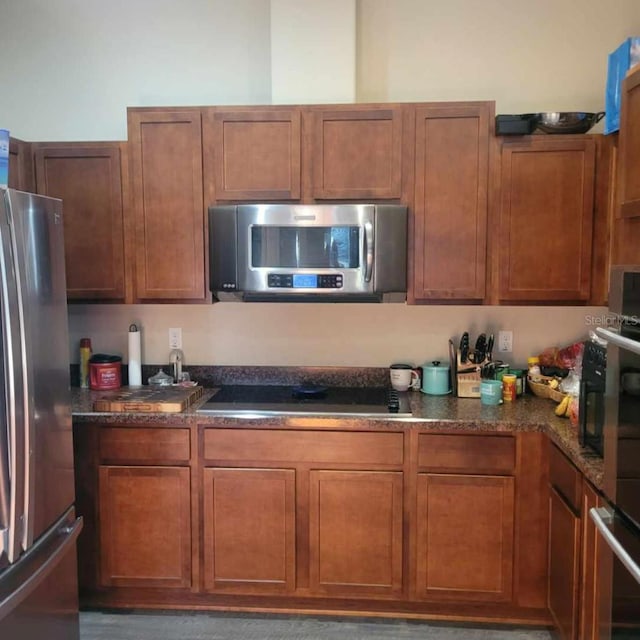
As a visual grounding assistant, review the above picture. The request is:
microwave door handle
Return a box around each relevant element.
[364,221,374,283]
[596,327,640,357]
[590,507,640,585]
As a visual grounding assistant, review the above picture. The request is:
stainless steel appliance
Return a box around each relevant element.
[579,339,606,455]
[197,384,412,418]
[0,189,82,639]
[592,265,640,638]
[209,203,407,302]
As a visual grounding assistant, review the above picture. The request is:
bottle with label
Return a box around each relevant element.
[527,356,541,379]
[79,338,92,388]
[502,374,517,402]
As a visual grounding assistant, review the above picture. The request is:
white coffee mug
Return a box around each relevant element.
[390,363,420,391]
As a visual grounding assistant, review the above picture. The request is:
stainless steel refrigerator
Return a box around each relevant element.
[0,189,82,639]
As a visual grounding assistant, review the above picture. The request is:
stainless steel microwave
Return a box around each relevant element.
[208,204,407,302]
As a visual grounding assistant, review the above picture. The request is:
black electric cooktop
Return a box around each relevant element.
[196,384,412,417]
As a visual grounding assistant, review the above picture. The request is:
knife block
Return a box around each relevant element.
[456,350,488,398]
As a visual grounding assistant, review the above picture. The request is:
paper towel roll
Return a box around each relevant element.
[128,324,142,386]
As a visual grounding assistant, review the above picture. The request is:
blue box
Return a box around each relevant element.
[0,129,8,189]
[605,38,640,134]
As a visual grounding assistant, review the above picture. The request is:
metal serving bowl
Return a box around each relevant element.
[535,111,605,134]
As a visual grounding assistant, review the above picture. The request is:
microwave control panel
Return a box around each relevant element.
[267,273,344,289]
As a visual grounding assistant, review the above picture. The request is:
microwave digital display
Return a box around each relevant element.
[293,274,318,288]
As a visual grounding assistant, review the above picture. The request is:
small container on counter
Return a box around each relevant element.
[511,369,525,396]
[502,374,517,402]
[89,354,122,390]
[527,356,541,379]
[79,337,92,389]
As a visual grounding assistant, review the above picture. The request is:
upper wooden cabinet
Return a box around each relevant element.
[618,64,640,218]
[128,108,207,301]
[411,102,492,302]
[8,137,34,192]
[496,136,596,303]
[33,143,127,301]
[203,107,301,202]
[307,105,404,200]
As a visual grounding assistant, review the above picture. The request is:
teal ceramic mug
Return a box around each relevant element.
[480,379,503,406]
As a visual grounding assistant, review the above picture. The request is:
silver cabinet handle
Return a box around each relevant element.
[363,220,374,283]
[595,327,640,357]
[590,506,640,585]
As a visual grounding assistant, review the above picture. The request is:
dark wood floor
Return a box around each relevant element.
[80,611,553,640]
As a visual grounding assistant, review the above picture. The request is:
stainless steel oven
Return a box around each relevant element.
[592,265,640,639]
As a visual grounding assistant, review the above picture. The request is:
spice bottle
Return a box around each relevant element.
[502,374,517,402]
[79,338,92,388]
[527,356,541,378]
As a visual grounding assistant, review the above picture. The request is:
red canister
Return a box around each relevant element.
[89,354,122,390]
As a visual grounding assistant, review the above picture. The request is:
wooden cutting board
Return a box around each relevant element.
[93,385,204,413]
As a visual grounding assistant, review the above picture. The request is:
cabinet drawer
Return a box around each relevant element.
[549,442,582,513]
[417,434,515,474]
[203,429,403,466]
[99,427,190,464]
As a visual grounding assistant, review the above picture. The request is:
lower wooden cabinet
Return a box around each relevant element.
[202,467,296,593]
[98,465,192,588]
[579,482,602,640]
[415,473,515,602]
[548,486,581,640]
[309,470,403,597]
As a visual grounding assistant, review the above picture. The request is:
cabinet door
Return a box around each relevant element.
[34,144,126,300]
[128,109,206,301]
[549,486,581,640]
[309,470,403,597]
[203,467,296,593]
[579,483,602,640]
[498,137,595,302]
[98,465,191,588]
[8,137,34,192]
[416,473,514,602]
[618,64,640,218]
[412,103,490,301]
[205,107,301,201]
[310,106,403,200]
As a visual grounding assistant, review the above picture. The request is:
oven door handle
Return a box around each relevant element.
[590,506,640,585]
[596,327,640,357]
[363,221,374,283]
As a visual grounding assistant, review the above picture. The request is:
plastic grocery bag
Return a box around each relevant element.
[605,37,640,135]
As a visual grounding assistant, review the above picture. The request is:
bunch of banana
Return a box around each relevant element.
[555,394,571,417]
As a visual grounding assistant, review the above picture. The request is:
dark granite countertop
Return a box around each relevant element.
[71,385,603,490]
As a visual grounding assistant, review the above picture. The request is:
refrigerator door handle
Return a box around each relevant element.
[590,506,640,585]
[0,513,82,620]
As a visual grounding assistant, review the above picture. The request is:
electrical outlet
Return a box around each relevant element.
[169,328,182,350]
[498,330,513,353]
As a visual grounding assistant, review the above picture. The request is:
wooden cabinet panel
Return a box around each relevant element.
[205,107,301,201]
[618,64,640,218]
[203,429,403,466]
[99,427,190,464]
[549,441,582,512]
[8,137,34,192]
[417,434,515,474]
[203,467,296,593]
[548,486,581,640]
[128,108,206,301]
[412,103,491,302]
[98,465,191,588]
[498,137,595,302]
[310,106,403,200]
[579,482,602,640]
[34,143,126,300]
[309,470,403,597]
[416,473,514,602]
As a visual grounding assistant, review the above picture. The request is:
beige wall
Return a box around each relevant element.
[1,0,636,368]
